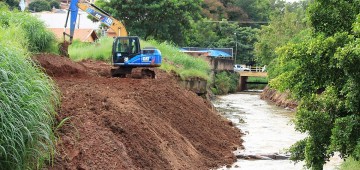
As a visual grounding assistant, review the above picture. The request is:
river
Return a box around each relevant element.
[213,92,342,170]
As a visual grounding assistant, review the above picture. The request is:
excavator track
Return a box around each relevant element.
[111,67,155,79]
[131,68,156,79]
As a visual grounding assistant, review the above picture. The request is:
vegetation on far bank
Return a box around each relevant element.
[255,0,360,169]
[0,3,60,169]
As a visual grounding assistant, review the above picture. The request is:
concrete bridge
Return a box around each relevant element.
[238,71,268,91]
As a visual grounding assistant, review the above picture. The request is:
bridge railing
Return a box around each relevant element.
[246,66,266,72]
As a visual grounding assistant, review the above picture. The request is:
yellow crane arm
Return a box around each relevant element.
[77,2,127,37]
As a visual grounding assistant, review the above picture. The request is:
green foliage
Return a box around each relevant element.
[49,0,60,9]
[269,8,360,168]
[3,0,19,9]
[28,0,51,12]
[69,37,113,61]
[254,2,310,65]
[339,157,360,170]
[0,8,56,53]
[142,40,211,80]
[187,20,258,64]
[0,22,59,170]
[308,0,360,37]
[213,71,238,94]
[97,0,203,45]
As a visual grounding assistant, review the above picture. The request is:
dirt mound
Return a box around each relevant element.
[33,54,242,170]
[33,53,86,77]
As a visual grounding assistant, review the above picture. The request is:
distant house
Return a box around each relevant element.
[50,28,98,42]
[33,11,101,42]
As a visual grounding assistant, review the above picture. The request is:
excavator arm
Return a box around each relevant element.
[63,0,127,43]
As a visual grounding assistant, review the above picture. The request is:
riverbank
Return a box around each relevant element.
[34,54,243,169]
[260,86,297,110]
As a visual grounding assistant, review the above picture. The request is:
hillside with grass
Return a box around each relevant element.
[0,4,60,169]
[69,37,211,81]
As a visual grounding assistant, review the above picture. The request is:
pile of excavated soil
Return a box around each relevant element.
[34,54,243,170]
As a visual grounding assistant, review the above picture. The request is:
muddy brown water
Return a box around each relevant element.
[213,92,342,170]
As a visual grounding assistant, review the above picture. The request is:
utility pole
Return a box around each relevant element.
[234,32,237,64]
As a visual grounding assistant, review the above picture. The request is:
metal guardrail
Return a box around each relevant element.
[247,66,266,72]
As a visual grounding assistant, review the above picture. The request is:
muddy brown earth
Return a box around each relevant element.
[34,54,243,170]
[260,86,298,110]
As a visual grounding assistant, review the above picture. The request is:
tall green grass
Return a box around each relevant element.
[142,40,210,80]
[0,7,57,53]
[69,37,113,61]
[0,8,60,170]
[68,37,211,80]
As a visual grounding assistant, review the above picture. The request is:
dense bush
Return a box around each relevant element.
[0,7,60,169]
[28,0,51,12]
[49,0,60,9]
[212,71,238,95]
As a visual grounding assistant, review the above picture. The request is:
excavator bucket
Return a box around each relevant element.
[59,41,70,57]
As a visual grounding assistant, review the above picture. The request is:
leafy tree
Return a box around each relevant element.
[96,0,203,46]
[28,0,51,12]
[254,2,310,65]
[272,31,360,170]
[202,0,227,20]
[49,0,60,9]
[3,0,19,9]
[267,0,360,168]
[186,19,220,47]
[308,0,360,36]
[187,20,258,64]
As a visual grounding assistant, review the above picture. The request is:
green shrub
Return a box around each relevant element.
[49,0,60,9]
[0,23,60,169]
[212,71,239,95]
[28,0,51,12]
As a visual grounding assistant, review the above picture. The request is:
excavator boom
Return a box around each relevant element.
[64,0,127,43]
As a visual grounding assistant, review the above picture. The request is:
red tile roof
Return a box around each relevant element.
[50,28,98,42]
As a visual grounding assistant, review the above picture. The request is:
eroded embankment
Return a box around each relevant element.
[34,54,242,170]
[260,86,297,110]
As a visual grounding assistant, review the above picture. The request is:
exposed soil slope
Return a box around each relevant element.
[260,86,297,110]
[34,54,242,170]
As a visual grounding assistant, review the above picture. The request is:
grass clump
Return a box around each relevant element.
[69,37,113,61]
[0,7,60,170]
[0,7,57,53]
[142,40,210,80]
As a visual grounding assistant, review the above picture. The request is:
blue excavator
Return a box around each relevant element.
[61,0,161,78]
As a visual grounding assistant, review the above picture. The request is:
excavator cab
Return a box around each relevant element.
[112,36,140,64]
[111,36,161,78]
